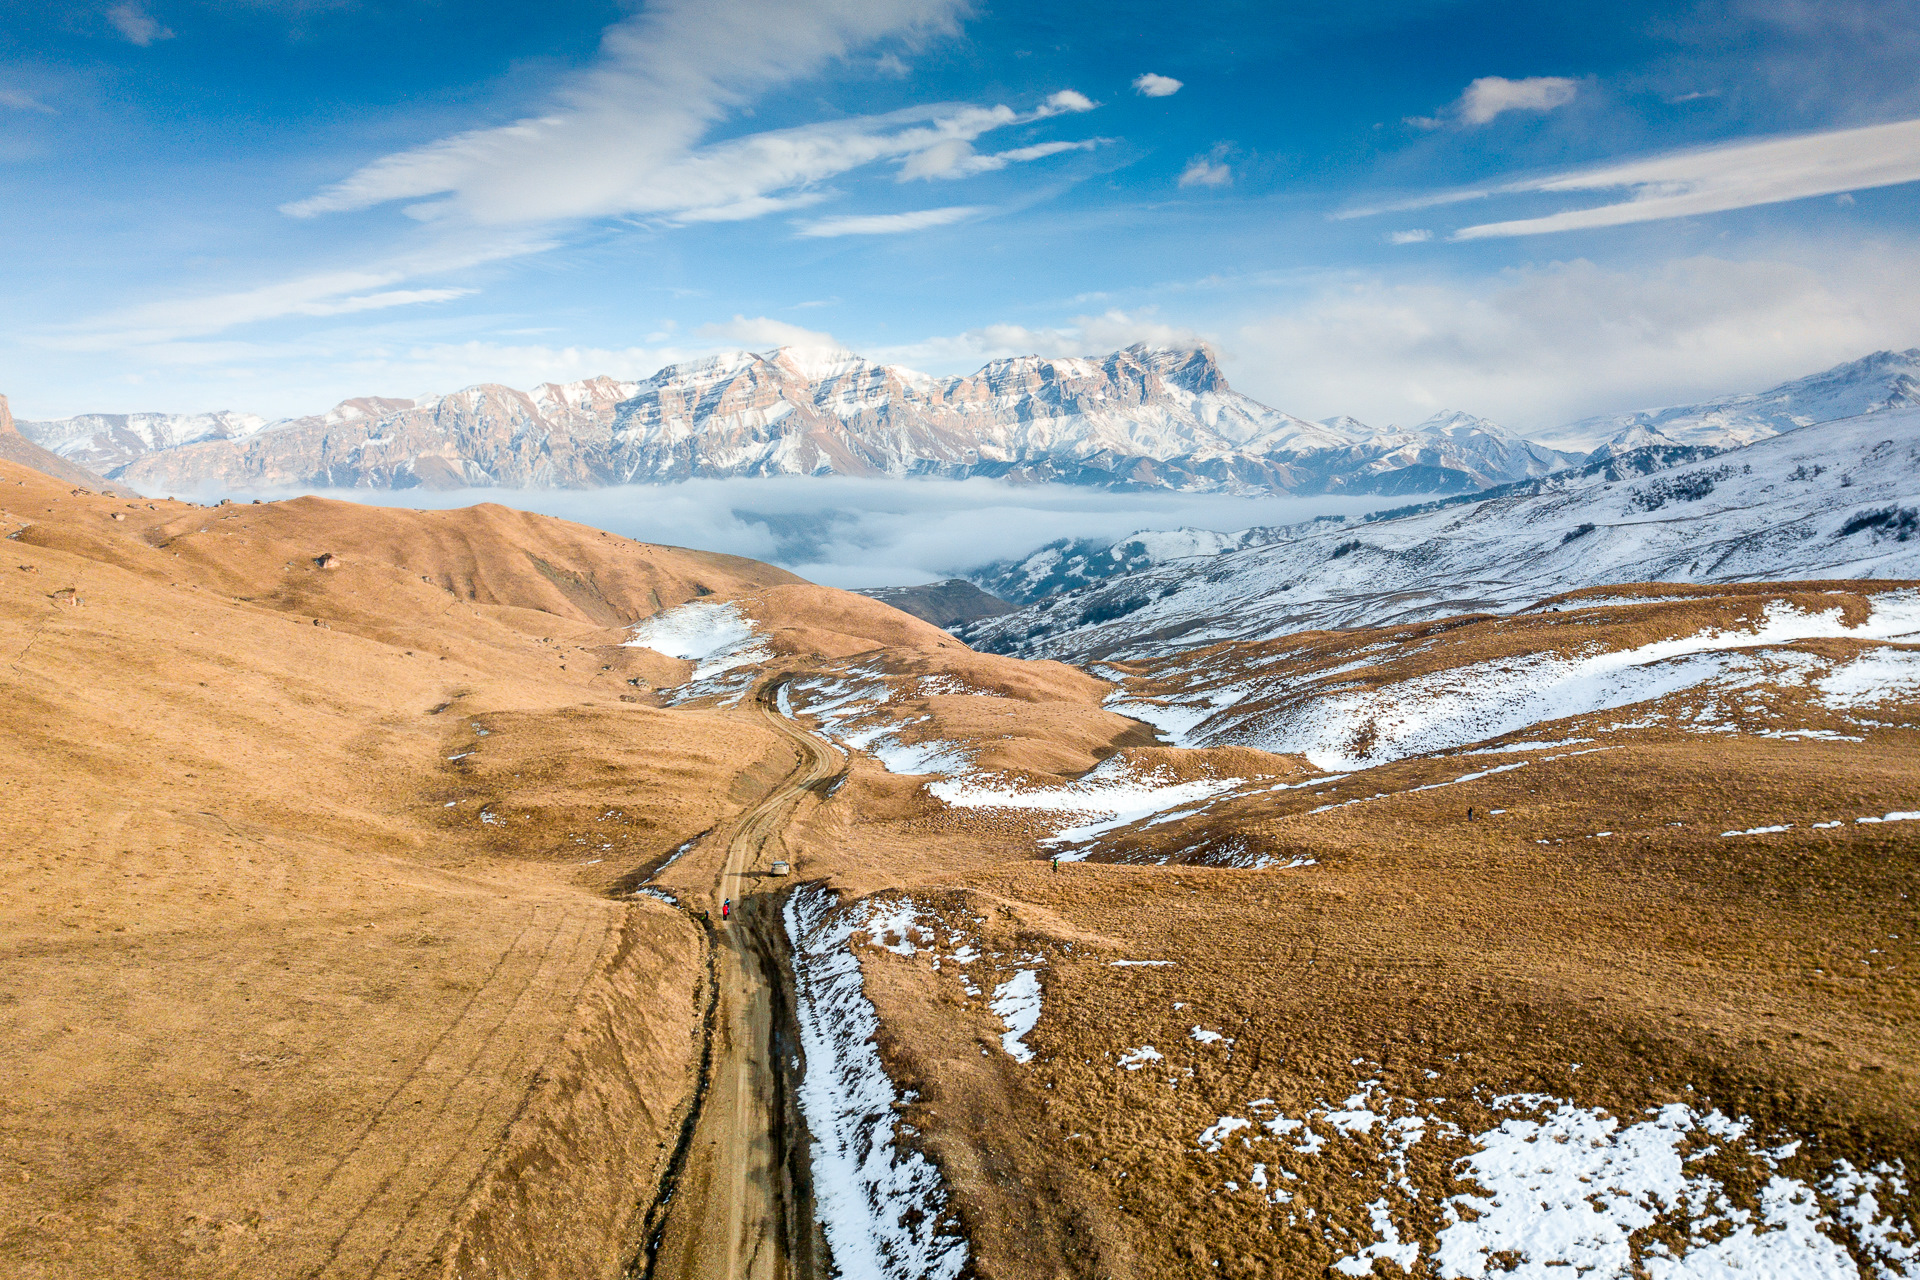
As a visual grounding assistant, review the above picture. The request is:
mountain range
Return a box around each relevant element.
[16,344,1580,497]
[957,401,1920,660]
[15,344,1919,505]
[1553,348,1920,453]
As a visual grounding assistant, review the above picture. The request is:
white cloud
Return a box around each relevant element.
[898,137,1099,181]
[1132,73,1182,98]
[1178,146,1231,188]
[1226,248,1920,431]
[294,288,476,317]
[1453,115,1920,238]
[1408,75,1577,129]
[695,314,839,349]
[1038,89,1096,116]
[352,340,685,395]
[1457,75,1577,125]
[870,308,1210,372]
[669,192,832,223]
[277,1,1104,229]
[0,88,55,114]
[106,3,173,45]
[1388,229,1432,244]
[794,205,984,237]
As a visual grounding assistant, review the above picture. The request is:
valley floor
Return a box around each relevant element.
[2,456,1915,1280]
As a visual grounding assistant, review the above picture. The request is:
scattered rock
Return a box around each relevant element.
[315,553,341,570]
[109,512,124,521]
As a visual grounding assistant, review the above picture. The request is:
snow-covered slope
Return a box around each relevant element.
[1554,348,1920,453]
[1114,587,1920,772]
[969,524,1322,605]
[958,406,1920,662]
[83,344,1580,496]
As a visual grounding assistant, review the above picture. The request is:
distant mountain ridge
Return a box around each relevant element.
[19,344,1917,500]
[19,344,1581,497]
[956,404,1920,661]
[1555,348,1920,453]
[0,394,136,495]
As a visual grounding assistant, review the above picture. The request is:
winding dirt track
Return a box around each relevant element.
[644,682,844,1280]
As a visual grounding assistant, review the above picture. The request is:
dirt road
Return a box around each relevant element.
[641,681,844,1280]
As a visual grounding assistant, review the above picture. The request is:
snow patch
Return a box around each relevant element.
[926,756,1244,853]
[785,888,968,1280]
[625,599,771,681]
[989,968,1042,1063]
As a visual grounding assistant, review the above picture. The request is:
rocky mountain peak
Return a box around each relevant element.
[1414,410,1515,440]
[1123,342,1227,394]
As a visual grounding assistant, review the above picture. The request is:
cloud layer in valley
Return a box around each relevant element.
[169,477,1394,589]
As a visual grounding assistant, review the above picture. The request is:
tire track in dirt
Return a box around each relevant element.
[298,905,577,1279]
[358,905,620,1278]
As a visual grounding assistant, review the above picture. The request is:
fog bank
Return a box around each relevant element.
[179,477,1417,589]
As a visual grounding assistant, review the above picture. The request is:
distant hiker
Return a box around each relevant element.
[1467,807,1475,821]
[1051,855,1060,873]
[722,898,732,920]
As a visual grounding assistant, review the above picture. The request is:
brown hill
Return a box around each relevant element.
[0,461,938,1279]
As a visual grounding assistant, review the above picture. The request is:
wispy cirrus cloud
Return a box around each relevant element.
[106,3,173,45]
[280,0,1097,231]
[1342,116,1920,239]
[899,137,1101,181]
[794,206,985,237]
[44,232,547,349]
[1453,115,1920,238]
[0,88,56,114]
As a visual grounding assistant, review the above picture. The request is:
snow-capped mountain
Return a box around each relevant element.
[1553,348,1920,453]
[46,344,1578,496]
[16,408,270,475]
[957,404,1920,662]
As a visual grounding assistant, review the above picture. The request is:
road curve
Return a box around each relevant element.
[643,678,844,1280]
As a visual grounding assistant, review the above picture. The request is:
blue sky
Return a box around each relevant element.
[3,0,1919,431]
